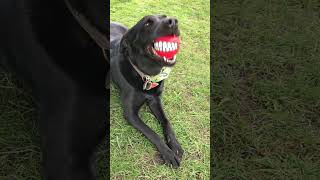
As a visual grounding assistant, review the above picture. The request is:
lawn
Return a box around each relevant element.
[110,0,210,179]
[213,0,320,179]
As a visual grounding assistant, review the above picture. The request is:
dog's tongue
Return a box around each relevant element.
[153,35,180,59]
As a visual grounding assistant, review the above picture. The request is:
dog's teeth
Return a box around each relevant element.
[155,41,179,52]
[159,41,163,51]
[168,43,172,51]
[154,42,158,50]
[163,42,168,52]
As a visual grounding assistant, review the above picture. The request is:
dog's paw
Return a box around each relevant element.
[166,134,184,159]
[159,145,181,168]
[168,140,184,159]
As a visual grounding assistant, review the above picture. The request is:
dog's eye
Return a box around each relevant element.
[144,19,153,27]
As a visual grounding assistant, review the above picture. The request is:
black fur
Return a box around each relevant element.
[0,0,109,179]
[110,15,183,168]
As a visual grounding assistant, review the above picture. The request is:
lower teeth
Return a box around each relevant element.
[162,55,177,64]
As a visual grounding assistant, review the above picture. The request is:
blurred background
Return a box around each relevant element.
[213,0,320,179]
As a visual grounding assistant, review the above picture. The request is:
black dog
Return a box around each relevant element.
[0,0,108,179]
[110,15,184,168]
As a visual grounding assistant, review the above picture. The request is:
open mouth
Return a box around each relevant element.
[150,35,180,65]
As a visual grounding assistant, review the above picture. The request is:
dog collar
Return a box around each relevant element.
[128,60,171,90]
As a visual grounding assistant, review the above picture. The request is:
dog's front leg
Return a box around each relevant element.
[147,95,184,160]
[121,92,181,167]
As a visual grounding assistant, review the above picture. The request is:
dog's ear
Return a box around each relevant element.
[120,35,132,58]
[120,25,141,53]
[120,18,147,56]
[122,27,140,44]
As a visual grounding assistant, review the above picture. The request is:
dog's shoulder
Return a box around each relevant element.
[111,22,128,34]
[110,22,128,43]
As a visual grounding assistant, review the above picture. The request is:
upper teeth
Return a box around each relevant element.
[154,41,178,52]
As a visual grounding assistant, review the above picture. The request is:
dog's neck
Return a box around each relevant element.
[133,56,163,75]
[119,54,166,91]
[121,46,163,75]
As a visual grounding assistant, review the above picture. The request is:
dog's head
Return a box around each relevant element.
[121,15,180,74]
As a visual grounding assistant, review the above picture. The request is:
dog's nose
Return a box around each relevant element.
[166,18,178,28]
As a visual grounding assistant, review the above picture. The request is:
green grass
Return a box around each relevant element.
[0,72,41,179]
[213,0,320,179]
[110,0,210,179]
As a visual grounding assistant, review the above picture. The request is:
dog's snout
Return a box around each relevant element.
[166,18,178,28]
